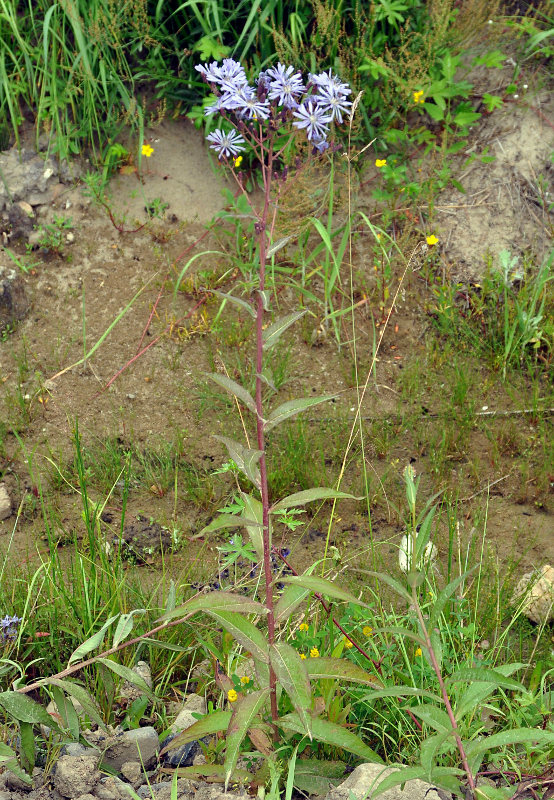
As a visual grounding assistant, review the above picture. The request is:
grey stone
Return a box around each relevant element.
[512,564,554,624]
[0,791,12,800]
[98,776,132,800]
[324,763,443,800]
[120,661,152,704]
[0,266,29,331]
[120,760,142,786]
[75,795,98,800]
[4,770,33,791]
[53,754,101,798]
[102,727,159,772]
[0,483,11,520]
[170,694,206,733]
[60,743,90,757]
[8,201,35,240]
[93,784,118,800]
[0,148,60,210]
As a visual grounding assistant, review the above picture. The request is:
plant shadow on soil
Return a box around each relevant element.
[0,90,552,613]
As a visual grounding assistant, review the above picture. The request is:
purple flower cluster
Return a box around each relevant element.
[1,615,21,642]
[195,58,352,159]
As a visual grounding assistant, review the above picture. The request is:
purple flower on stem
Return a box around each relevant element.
[292,101,332,140]
[311,134,330,153]
[1,615,21,642]
[310,69,352,99]
[206,129,246,159]
[316,84,352,124]
[229,86,270,120]
[195,62,222,84]
[266,62,305,108]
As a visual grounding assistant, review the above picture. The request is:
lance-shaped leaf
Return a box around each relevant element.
[112,609,146,649]
[257,289,272,310]
[248,725,274,756]
[51,685,80,740]
[361,686,442,703]
[263,311,306,350]
[96,659,156,702]
[271,488,357,513]
[465,728,554,759]
[0,692,55,727]
[279,714,383,763]
[293,760,347,796]
[211,290,256,318]
[46,678,106,731]
[207,374,257,414]
[241,492,266,561]
[354,570,413,605]
[19,720,34,776]
[409,704,452,733]
[305,657,382,687]
[279,575,367,607]
[274,584,312,624]
[267,234,294,258]
[195,513,262,538]
[429,567,478,630]
[214,436,262,488]
[224,688,270,789]
[160,591,267,622]
[271,643,312,738]
[207,610,269,663]
[168,763,251,782]
[265,396,336,432]
[67,613,119,665]
[447,667,525,693]
[159,711,232,755]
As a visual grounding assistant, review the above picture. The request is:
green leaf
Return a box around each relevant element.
[195,513,262,538]
[112,610,145,649]
[169,763,251,782]
[46,679,106,731]
[265,396,336,431]
[96,659,155,701]
[0,692,56,727]
[67,614,119,665]
[274,584,312,624]
[19,721,34,776]
[270,643,312,737]
[211,290,256,318]
[429,568,477,630]
[306,657,382,687]
[370,626,426,646]
[214,436,262,488]
[271,488,357,512]
[370,766,426,798]
[241,492,265,561]
[420,730,456,774]
[159,711,232,756]
[465,728,554,759]
[263,311,306,350]
[224,688,270,789]
[279,575,366,606]
[160,591,267,621]
[409,704,452,733]
[447,667,525,693]
[361,686,442,703]
[424,102,445,122]
[51,685,80,740]
[279,714,383,763]
[355,571,413,604]
[454,108,481,127]
[207,611,269,663]
[207,374,257,414]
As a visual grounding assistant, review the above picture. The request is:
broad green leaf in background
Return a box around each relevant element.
[19,721,34,776]
[447,667,525,693]
[96,659,155,701]
[274,584,312,623]
[112,609,146,649]
[306,657,382,687]
[207,610,269,663]
[263,311,306,350]
[409,704,452,733]
[0,692,57,727]
[241,491,265,560]
[224,688,270,789]
[195,513,263,538]
[271,488,357,512]
[465,728,554,759]
[51,685,80,740]
[67,614,119,665]
[279,714,383,763]
[207,374,257,413]
[279,575,367,607]
[270,643,312,737]
[159,711,232,755]
[46,679,106,731]
[265,396,336,431]
[160,590,267,621]
[362,686,442,703]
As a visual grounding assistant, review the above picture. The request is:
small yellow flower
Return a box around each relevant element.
[300,653,307,660]
[233,155,243,168]
[343,637,354,649]
[227,689,238,702]
[363,626,373,636]
[375,158,387,168]
[240,676,250,685]
[415,647,423,657]
[426,234,439,246]
[310,647,320,658]
[299,623,309,632]
[413,90,424,104]
[141,144,154,158]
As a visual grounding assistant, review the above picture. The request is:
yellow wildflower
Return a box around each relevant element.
[375,159,387,168]
[240,676,250,685]
[227,689,238,702]
[413,90,424,104]
[343,637,354,649]
[363,626,373,636]
[233,155,243,168]
[426,234,439,246]
[415,647,423,657]
[310,647,320,658]
[141,144,154,158]
[299,623,309,632]
[300,653,307,660]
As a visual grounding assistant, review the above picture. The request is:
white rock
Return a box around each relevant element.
[512,565,554,624]
[0,483,11,521]
[170,693,207,733]
[53,753,101,798]
[324,763,443,800]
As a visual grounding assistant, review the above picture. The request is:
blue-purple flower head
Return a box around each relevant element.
[206,129,246,160]
[1,615,21,642]
[266,62,305,109]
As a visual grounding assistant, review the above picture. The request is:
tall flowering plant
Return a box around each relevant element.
[159,59,385,787]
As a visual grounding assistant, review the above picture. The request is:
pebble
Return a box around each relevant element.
[0,483,12,521]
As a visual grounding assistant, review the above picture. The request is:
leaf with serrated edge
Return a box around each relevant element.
[96,659,155,701]
[306,658,382,687]
[160,590,267,621]
[207,610,269,663]
[211,290,256,318]
[207,374,256,413]
[224,688,270,789]
[241,492,265,561]
[263,311,306,350]
[271,643,312,738]
[271,488,357,512]
[68,613,119,665]
[279,575,368,607]
[279,714,383,763]
[159,711,232,755]
[265,396,336,431]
